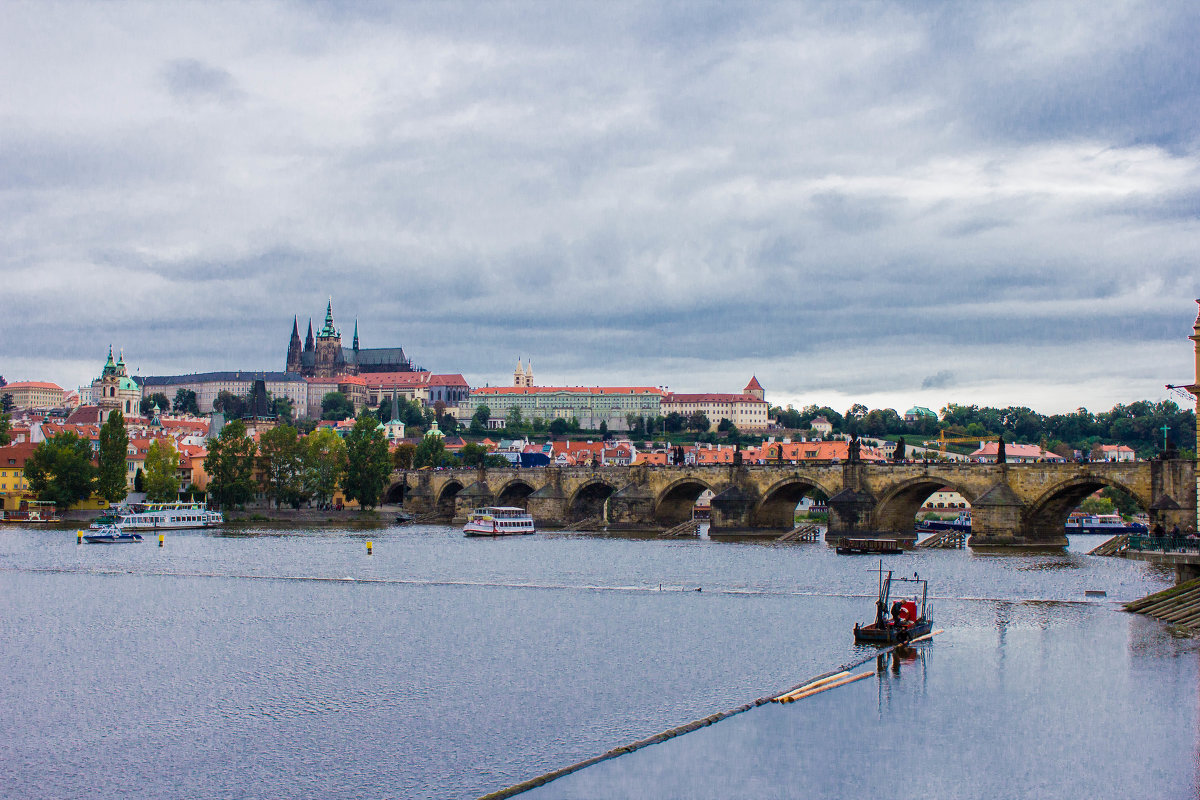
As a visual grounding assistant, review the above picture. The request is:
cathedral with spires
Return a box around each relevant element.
[285,299,415,378]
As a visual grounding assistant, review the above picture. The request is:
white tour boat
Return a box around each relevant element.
[95,501,224,531]
[463,507,536,537]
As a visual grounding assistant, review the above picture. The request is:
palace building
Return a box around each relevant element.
[285,299,416,378]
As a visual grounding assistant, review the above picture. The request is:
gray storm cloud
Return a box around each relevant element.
[0,1,1197,412]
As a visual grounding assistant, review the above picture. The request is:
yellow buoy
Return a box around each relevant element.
[159,533,165,547]
[77,530,83,544]
[366,540,373,555]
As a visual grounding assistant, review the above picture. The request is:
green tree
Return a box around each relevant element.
[96,410,129,503]
[24,431,96,510]
[505,406,523,432]
[549,418,569,437]
[665,412,685,433]
[258,425,306,508]
[321,391,356,421]
[392,442,416,470]
[0,412,11,446]
[172,389,200,415]
[304,428,348,507]
[413,433,450,468]
[140,393,171,416]
[343,412,391,509]
[717,418,734,432]
[687,411,710,433]
[143,439,180,502]
[0,393,13,414]
[133,469,144,493]
[213,390,248,419]
[469,404,491,436]
[458,442,498,468]
[204,419,257,509]
[1079,496,1116,515]
[626,414,646,438]
[271,395,295,426]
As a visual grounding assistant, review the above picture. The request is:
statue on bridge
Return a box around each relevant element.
[997,435,1006,465]
[848,434,861,464]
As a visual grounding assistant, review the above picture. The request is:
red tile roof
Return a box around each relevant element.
[744,376,763,391]
[5,381,63,391]
[0,442,39,468]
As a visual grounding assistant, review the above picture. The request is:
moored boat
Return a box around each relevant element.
[83,525,144,544]
[463,507,535,536]
[101,501,223,531]
[854,564,933,644]
[1064,513,1148,535]
[2,501,61,524]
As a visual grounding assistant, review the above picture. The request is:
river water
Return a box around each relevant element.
[1,524,1196,799]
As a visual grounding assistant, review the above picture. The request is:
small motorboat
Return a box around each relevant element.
[394,510,415,524]
[854,563,933,644]
[83,525,144,544]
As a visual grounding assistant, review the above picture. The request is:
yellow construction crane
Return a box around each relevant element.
[922,432,988,454]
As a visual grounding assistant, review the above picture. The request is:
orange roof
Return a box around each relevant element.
[361,372,432,388]
[5,381,63,391]
[757,440,886,462]
[0,442,39,468]
[744,376,763,391]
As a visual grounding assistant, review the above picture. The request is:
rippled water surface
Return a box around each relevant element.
[1,524,1196,799]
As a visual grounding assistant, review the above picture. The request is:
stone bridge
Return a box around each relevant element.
[387,459,1196,547]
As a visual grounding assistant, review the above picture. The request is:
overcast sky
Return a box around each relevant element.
[3,1,1198,415]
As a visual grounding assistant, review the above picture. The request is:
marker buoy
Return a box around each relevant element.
[366,540,373,555]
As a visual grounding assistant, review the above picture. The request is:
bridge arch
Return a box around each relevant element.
[567,480,619,522]
[383,481,409,505]
[1025,476,1152,538]
[435,480,466,516]
[653,477,715,526]
[752,477,836,530]
[495,479,536,509]
[873,477,979,533]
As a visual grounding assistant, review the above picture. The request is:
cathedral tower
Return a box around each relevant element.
[313,298,345,378]
[286,317,303,373]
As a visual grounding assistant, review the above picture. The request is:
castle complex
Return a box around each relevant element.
[285,299,415,378]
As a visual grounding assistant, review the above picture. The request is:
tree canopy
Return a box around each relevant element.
[25,431,96,509]
[258,424,306,508]
[143,439,180,502]
[172,389,200,415]
[203,419,257,509]
[96,410,129,503]
[140,393,171,416]
[342,412,391,509]
[321,391,356,421]
[304,427,347,507]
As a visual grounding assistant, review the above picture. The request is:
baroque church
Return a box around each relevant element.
[285,299,415,378]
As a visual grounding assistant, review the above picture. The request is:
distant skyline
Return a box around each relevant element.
[3,2,1198,415]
